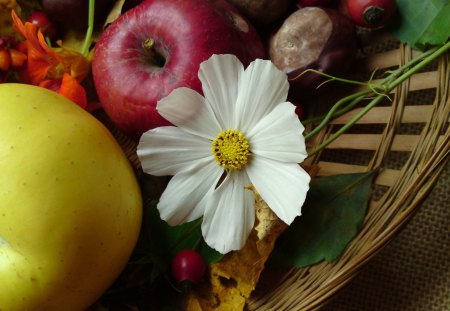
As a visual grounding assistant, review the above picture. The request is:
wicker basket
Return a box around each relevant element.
[106,31,449,310]
[244,32,450,310]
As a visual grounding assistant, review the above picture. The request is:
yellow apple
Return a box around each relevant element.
[0,84,143,311]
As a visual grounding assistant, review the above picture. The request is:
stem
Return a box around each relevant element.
[308,95,385,156]
[304,91,370,139]
[81,0,95,56]
[294,69,374,87]
[45,36,52,47]
[307,40,450,156]
[381,46,437,84]
[363,6,384,26]
[142,38,166,67]
[303,93,368,126]
[387,41,450,89]
[303,46,438,127]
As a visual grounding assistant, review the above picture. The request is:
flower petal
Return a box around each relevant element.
[157,87,221,140]
[12,10,57,57]
[202,170,255,254]
[158,160,223,225]
[137,126,212,176]
[55,48,90,82]
[12,11,62,86]
[246,157,310,225]
[234,59,289,132]
[198,54,244,129]
[56,73,87,108]
[248,102,307,163]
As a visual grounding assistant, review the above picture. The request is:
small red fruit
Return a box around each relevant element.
[295,105,305,120]
[342,0,396,28]
[28,10,57,38]
[171,249,206,285]
[288,99,306,119]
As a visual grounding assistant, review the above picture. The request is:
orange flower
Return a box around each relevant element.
[39,74,87,108]
[11,10,88,108]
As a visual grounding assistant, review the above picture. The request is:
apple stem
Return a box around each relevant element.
[142,38,166,67]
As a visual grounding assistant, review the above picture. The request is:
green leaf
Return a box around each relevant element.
[120,202,223,288]
[144,202,223,265]
[268,171,375,268]
[391,0,450,50]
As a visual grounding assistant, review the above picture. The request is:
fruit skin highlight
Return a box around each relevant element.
[0,84,142,311]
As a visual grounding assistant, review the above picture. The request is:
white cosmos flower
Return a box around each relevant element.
[137,54,310,254]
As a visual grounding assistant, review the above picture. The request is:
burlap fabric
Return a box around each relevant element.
[322,162,450,311]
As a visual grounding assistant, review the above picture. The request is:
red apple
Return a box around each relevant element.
[92,0,265,138]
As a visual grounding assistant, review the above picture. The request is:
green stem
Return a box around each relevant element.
[307,41,450,156]
[142,38,166,67]
[303,90,370,138]
[303,45,439,127]
[386,41,450,90]
[295,69,376,87]
[304,93,369,127]
[81,0,95,56]
[45,36,52,47]
[308,95,385,156]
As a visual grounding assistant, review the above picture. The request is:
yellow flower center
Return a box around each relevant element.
[212,129,250,170]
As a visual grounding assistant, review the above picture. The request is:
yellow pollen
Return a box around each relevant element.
[212,129,250,170]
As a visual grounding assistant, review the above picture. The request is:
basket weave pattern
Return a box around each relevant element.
[246,34,450,310]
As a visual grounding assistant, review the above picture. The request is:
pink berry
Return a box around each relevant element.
[28,11,57,38]
[171,249,206,284]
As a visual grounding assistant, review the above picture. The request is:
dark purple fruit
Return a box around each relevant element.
[225,0,292,25]
[298,0,340,8]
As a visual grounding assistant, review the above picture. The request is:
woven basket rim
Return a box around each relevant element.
[244,34,450,310]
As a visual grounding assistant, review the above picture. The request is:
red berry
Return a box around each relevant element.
[171,249,206,284]
[295,105,305,120]
[289,99,306,120]
[28,11,57,38]
[343,0,397,28]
